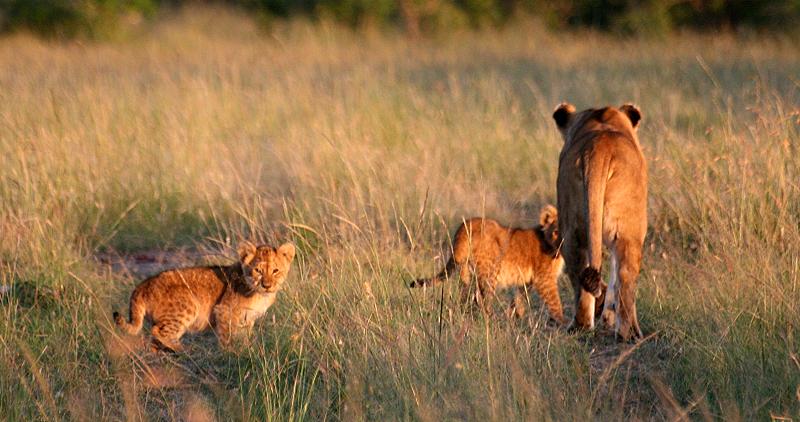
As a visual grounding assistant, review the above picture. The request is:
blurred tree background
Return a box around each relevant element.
[0,0,798,38]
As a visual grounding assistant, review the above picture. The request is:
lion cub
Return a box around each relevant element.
[411,206,565,323]
[113,241,295,351]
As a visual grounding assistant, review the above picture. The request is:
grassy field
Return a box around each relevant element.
[1,6,799,421]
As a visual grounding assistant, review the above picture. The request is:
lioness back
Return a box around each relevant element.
[412,206,565,323]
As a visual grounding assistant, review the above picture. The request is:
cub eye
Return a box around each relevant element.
[272,268,280,275]
[254,268,263,275]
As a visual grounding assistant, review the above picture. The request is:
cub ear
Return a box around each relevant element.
[619,104,641,129]
[277,243,296,262]
[539,205,558,227]
[552,102,576,130]
[237,241,257,265]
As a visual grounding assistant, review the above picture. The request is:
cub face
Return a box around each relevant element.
[237,241,296,293]
[538,205,560,250]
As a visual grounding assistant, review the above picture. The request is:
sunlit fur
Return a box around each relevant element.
[412,205,566,323]
[553,102,647,341]
[212,242,296,345]
[113,241,295,351]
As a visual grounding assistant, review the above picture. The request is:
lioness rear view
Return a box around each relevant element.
[553,103,647,341]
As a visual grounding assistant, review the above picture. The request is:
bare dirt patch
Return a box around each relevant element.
[96,248,232,281]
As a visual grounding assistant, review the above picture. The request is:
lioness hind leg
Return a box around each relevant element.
[616,239,644,341]
[562,234,595,330]
[601,249,619,331]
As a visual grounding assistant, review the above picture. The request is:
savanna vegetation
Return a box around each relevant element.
[2,0,800,38]
[0,4,799,421]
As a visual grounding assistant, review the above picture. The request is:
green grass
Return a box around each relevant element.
[1,6,799,420]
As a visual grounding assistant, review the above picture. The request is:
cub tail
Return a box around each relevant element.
[113,291,146,335]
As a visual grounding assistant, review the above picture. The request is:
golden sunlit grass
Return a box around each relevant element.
[1,5,798,420]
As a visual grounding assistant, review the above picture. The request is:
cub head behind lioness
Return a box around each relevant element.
[553,102,648,341]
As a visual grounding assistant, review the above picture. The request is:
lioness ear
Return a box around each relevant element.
[539,205,558,227]
[277,243,296,262]
[552,102,576,130]
[620,104,641,129]
[237,241,257,265]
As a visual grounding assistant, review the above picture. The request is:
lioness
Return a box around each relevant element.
[411,205,565,322]
[553,102,647,341]
[113,241,295,350]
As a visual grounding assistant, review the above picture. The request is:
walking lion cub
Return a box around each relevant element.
[113,241,295,351]
[411,206,565,322]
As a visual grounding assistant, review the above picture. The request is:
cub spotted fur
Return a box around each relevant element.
[411,206,565,323]
[553,102,647,341]
[113,241,295,350]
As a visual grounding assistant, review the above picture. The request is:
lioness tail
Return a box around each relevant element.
[582,153,611,298]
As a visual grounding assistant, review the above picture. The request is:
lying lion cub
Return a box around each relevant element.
[113,241,295,351]
[411,206,565,323]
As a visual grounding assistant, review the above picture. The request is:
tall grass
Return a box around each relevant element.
[1,6,798,420]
